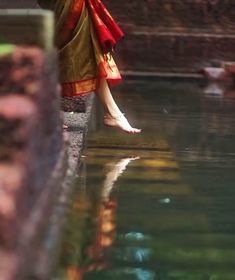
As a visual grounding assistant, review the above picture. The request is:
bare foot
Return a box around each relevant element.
[103,114,141,134]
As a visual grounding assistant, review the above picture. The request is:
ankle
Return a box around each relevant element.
[104,112,124,120]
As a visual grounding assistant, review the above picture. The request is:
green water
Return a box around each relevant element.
[55,80,235,280]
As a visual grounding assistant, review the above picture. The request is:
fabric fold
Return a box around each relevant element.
[54,0,124,97]
[86,0,124,53]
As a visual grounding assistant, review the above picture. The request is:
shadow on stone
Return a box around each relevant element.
[61,96,86,113]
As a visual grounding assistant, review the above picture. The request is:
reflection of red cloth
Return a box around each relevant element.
[86,0,124,53]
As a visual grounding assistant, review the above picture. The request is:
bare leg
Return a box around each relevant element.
[95,78,141,134]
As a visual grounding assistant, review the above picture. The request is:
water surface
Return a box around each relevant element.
[55,80,235,280]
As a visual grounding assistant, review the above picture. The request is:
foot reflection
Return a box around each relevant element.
[203,82,225,97]
[65,156,140,280]
[102,157,140,200]
[87,157,140,265]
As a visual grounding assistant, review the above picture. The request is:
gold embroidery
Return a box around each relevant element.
[62,78,98,96]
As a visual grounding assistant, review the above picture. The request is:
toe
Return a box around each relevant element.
[133,128,142,134]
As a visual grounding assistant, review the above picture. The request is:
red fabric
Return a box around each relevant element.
[98,60,122,86]
[59,0,85,47]
[86,0,124,53]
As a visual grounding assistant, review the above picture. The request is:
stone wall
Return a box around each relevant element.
[0,45,64,280]
[105,0,235,31]
[0,6,66,279]
[0,0,38,8]
[104,0,235,73]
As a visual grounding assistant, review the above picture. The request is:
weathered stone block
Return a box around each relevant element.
[0,9,54,51]
[0,46,63,249]
[0,94,38,161]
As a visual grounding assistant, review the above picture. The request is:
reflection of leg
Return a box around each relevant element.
[95,78,141,134]
[203,82,225,97]
[86,157,139,272]
[102,157,140,199]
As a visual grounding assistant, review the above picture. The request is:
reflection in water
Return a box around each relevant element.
[55,156,140,280]
[115,246,153,263]
[85,157,140,274]
[102,157,140,200]
[203,82,224,97]
[121,232,151,242]
[55,80,235,280]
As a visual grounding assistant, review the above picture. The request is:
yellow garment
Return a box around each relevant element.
[53,0,121,96]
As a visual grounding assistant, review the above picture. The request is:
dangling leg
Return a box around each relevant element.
[95,78,141,134]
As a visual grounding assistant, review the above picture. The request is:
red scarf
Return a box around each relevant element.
[86,0,124,53]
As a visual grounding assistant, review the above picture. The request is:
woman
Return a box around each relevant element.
[38,0,141,134]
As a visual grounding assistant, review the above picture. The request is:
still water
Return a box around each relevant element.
[55,80,235,280]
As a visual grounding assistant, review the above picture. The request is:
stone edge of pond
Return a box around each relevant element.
[121,70,205,83]
[31,94,94,280]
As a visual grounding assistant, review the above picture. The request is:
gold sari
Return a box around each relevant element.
[53,0,123,97]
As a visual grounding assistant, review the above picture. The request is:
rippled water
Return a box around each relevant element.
[54,80,235,280]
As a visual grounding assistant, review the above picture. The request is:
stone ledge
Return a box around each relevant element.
[123,25,235,35]
[0,45,65,279]
[121,70,205,82]
[104,0,235,30]
[116,32,235,73]
[0,141,68,280]
[30,95,94,280]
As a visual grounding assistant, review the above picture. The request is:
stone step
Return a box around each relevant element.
[115,30,235,73]
[0,9,54,51]
[105,0,235,31]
